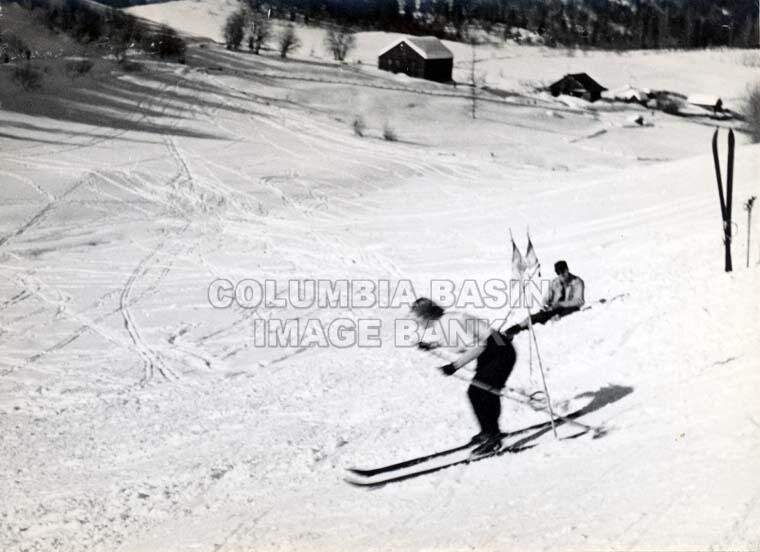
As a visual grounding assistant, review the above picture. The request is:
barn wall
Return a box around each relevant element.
[378,43,426,79]
[379,42,453,82]
[426,59,454,82]
[549,76,604,102]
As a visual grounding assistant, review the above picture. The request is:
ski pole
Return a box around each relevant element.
[726,129,735,272]
[521,279,558,439]
[496,263,541,333]
[448,368,600,434]
[746,197,756,268]
[423,347,602,434]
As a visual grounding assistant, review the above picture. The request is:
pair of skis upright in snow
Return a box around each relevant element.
[712,128,735,272]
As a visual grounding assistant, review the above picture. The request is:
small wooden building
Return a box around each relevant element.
[378,36,454,83]
[608,85,649,104]
[687,94,723,113]
[549,73,607,102]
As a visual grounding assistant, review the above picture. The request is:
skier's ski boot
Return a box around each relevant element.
[469,431,491,446]
[471,433,502,457]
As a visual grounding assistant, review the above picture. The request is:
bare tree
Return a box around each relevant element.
[224,9,246,50]
[324,27,356,61]
[383,122,398,141]
[2,33,29,61]
[106,9,139,63]
[469,38,481,119]
[247,12,271,54]
[152,25,186,61]
[352,116,366,137]
[278,24,301,59]
[110,28,131,62]
[744,81,760,143]
[13,62,42,91]
[0,23,6,63]
[65,59,94,80]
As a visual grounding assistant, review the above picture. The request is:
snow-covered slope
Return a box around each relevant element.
[1,14,759,552]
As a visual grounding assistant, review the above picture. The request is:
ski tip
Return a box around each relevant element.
[467,452,494,462]
[344,476,385,489]
[345,467,371,477]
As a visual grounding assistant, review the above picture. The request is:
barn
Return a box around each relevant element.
[607,85,649,104]
[378,36,454,83]
[687,94,724,113]
[549,73,607,102]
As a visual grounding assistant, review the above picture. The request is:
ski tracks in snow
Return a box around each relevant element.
[119,235,182,385]
[0,179,85,249]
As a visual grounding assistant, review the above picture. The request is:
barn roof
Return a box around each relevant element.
[687,94,722,107]
[379,36,454,60]
[607,85,648,102]
[550,73,607,93]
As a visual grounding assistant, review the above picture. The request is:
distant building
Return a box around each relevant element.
[378,36,453,83]
[606,85,649,104]
[687,94,723,113]
[549,73,607,102]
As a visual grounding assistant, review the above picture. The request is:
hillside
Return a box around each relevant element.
[124,0,760,50]
[1,4,759,552]
[127,0,760,108]
[0,1,86,58]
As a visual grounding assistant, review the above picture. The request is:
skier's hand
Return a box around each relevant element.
[439,363,457,376]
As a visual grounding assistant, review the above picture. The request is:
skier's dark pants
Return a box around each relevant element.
[468,385,501,435]
[468,332,516,436]
[506,306,580,336]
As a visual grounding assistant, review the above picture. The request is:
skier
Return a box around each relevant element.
[410,298,517,455]
[505,260,585,336]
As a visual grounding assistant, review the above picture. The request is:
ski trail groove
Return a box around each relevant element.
[119,237,182,385]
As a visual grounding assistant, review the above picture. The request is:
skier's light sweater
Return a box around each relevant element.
[417,309,494,370]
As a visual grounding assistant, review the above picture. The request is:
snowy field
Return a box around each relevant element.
[2,7,760,552]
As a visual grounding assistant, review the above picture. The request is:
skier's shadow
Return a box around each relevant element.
[505,383,633,452]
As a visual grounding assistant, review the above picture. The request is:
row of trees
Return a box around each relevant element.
[223,8,302,57]
[239,0,759,50]
[223,5,357,61]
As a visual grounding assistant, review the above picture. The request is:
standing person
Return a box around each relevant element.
[506,260,585,336]
[410,298,517,455]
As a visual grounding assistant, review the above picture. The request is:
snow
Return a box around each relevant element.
[125,0,241,42]
[2,6,760,552]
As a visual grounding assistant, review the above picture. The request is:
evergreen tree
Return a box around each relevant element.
[433,0,449,19]
[419,0,433,18]
[649,13,660,49]
[404,0,416,21]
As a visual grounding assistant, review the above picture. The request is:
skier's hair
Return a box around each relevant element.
[410,297,445,321]
[554,260,569,274]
